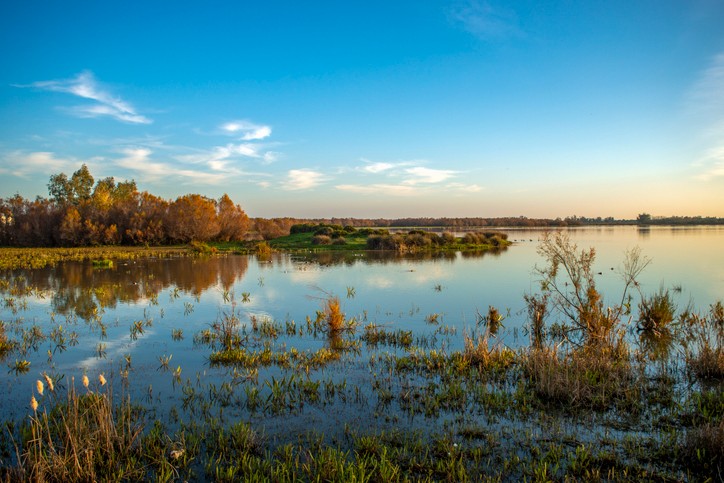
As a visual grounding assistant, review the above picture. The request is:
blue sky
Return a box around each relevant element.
[1,1,723,218]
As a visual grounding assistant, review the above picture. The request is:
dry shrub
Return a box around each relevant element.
[325,296,345,334]
[255,241,272,259]
[311,235,332,245]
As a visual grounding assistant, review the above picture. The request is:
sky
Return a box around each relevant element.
[1,1,724,219]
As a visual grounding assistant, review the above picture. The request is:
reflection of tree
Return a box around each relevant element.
[288,248,507,267]
[0,256,248,320]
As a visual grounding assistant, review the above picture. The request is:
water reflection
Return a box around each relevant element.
[0,256,249,321]
[0,249,510,321]
[289,247,507,267]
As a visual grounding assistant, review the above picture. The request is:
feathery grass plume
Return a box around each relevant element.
[36,380,44,396]
[82,374,89,388]
[43,373,54,392]
[99,373,106,386]
[30,395,38,412]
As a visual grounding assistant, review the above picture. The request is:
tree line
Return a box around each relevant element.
[0,165,252,247]
[2,165,722,248]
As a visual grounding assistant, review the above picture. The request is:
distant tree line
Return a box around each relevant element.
[2,166,722,247]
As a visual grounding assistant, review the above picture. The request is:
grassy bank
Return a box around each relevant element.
[0,246,192,270]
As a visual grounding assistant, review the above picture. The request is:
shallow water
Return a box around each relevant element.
[1,226,722,435]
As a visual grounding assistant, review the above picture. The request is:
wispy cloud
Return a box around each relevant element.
[282,169,326,190]
[115,147,230,184]
[335,184,416,196]
[17,70,151,124]
[449,0,523,39]
[356,159,413,174]
[688,52,724,114]
[446,182,482,192]
[0,150,82,177]
[403,167,457,185]
[689,52,724,180]
[695,146,724,181]
[361,161,395,173]
[221,121,272,141]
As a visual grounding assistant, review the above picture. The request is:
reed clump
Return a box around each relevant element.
[20,378,145,482]
[683,302,724,382]
[523,341,637,412]
[462,331,515,374]
[324,296,345,334]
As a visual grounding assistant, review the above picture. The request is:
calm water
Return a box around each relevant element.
[1,226,722,430]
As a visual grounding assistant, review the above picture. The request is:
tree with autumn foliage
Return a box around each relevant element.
[217,194,251,242]
[166,194,220,243]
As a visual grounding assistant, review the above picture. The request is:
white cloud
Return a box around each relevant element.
[221,121,272,141]
[19,70,151,124]
[445,182,483,192]
[115,147,228,184]
[363,162,395,173]
[335,184,416,196]
[449,0,523,39]
[404,167,457,185]
[1,150,80,177]
[283,169,326,190]
[357,159,414,174]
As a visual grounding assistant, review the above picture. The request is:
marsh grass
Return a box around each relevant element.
[20,379,146,482]
[324,296,345,334]
[0,246,190,270]
[637,287,676,333]
[682,303,724,382]
[523,341,638,413]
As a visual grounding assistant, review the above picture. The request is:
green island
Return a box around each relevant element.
[263,223,511,253]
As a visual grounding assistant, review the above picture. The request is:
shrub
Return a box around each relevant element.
[255,241,272,260]
[325,296,345,334]
[332,237,346,245]
[189,241,217,255]
[311,235,332,245]
[532,231,649,348]
[637,287,676,333]
[441,232,456,245]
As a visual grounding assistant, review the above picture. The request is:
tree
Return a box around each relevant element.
[637,213,652,225]
[166,194,220,243]
[530,231,649,348]
[47,164,94,206]
[217,194,250,242]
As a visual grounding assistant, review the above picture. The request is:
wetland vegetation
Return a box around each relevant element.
[0,229,721,481]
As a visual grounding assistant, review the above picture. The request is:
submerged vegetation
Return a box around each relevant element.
[0,233,721,480]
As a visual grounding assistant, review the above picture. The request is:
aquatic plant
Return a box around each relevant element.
[637,287,676,333]
[532,231,649,348]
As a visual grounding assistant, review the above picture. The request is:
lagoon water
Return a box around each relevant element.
[1,226,722,433]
